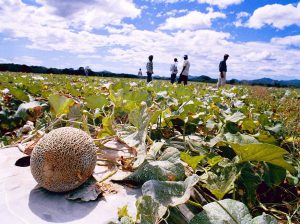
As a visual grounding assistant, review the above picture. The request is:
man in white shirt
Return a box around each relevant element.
[178,55,190,85]
[170,58,178,84]
[138,68,142,76]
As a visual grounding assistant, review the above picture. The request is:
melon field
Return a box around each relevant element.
[0,72,299,223]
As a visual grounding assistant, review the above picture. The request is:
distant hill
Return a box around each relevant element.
[233,78,300,88]
[0,63,299,88]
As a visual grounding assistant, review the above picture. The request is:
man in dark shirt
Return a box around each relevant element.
[217,54,229,88]
[146,55,154,83]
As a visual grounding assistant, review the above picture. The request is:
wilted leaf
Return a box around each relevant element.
[230,143,296,173]
[67,177,102,202]
[14,101,41,119]
[122,102,153,167]
[115,148,186,186]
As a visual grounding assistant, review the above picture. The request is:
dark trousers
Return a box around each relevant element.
[170,73,177,84]
[147,72,152,83]
[178,75,188,85]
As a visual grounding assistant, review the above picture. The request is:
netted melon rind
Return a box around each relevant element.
[30,127,97,192]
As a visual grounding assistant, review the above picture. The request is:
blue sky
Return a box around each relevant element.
[0,0,300,80]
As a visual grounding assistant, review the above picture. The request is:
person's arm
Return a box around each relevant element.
[219,61,225,78]
[179,61,186,75]
[151,62,154,74]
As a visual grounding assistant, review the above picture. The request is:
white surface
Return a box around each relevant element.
[0,148,141,224]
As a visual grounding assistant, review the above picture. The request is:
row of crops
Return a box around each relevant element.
[0,72,299,223]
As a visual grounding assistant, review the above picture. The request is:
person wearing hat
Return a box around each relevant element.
[217,54,229,88]
[170,58,178,84]
[146,55,154,83]
[178,55,190,85]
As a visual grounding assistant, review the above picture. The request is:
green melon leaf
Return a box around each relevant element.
[48,94,75,116]
[85,95,109,109]
[142,175,199,208]
[190,199,253,224]
[230,143,296,173]
[180,152,205,171]
[201,165,238,200]
[10,88,30,102]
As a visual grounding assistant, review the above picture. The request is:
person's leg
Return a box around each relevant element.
[147,72,151,83]
[223,72,226,86]
[217,77,221,88]
[184,76,187,85]
[171,74,176,83]
[178,75,182,84]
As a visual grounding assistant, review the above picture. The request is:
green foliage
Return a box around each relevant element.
[85,95,109,109]
[190,199,278,224]
[230,143,296,173]
[180,152,205,170]
[48,94,75,116]
[1,72,299,223]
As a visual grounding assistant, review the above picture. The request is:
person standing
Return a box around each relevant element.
[217,54,229,88]
[84,66,90,76]
[146,55,154,83]
[178,55,190,85]
[170,58,178,84]
[138,68,142,76]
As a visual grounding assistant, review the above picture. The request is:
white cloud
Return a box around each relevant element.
[247,3,300,29]
[105,24,136,34]
[236,11,249,19]
[197,0,244,9]
[244,51,274,62]
[150,0,182,3]
[0,0,300,80]
[0,0,141,53]
[271,35,300,47]
[1,56,43,65]
[157,9,188,17]
[234,11,250,27]
[35,0,141,30]
[159,10,226,30]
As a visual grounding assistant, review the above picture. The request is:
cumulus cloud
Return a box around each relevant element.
[156,9,188,17]
[159,9,226,30]
[247,3,300,29]
[271,35,300,47]
[1,56,43,65]
[0,0,140,53]
[197,0,244,9]
[150,0,182,3]
[234,11,250,27]
[0,0,300,80]
[35,0,141,30]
